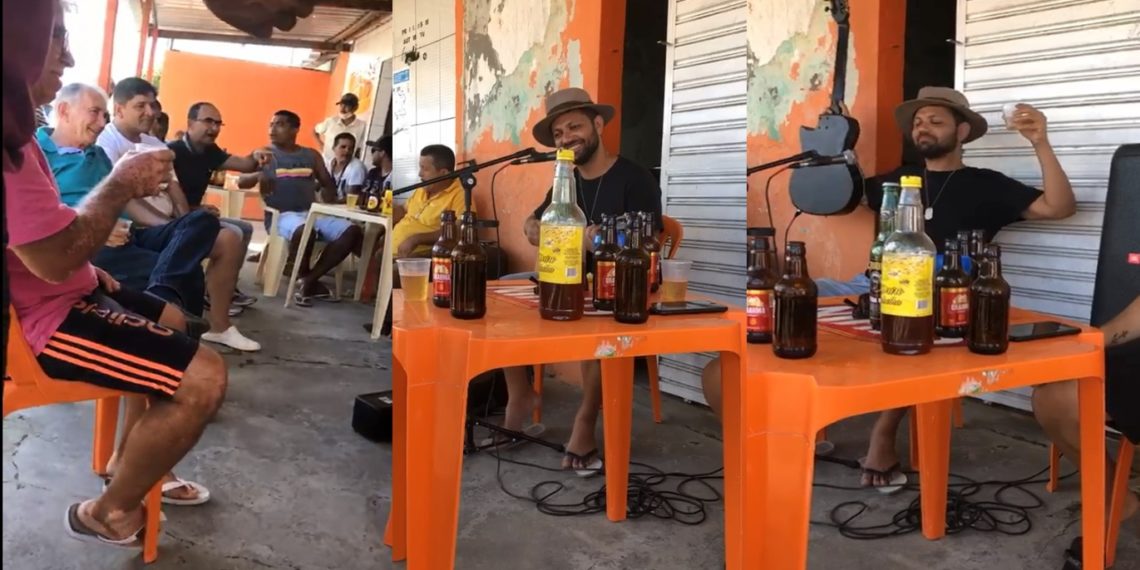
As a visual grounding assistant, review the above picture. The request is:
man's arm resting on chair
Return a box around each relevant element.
[1101,295,1140,347]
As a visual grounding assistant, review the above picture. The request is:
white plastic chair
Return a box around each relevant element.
[254,204,348,298]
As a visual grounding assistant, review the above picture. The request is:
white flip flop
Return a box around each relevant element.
[859,457,908,495]
[565,446,604,478]
[64,503,144,549]
[161,478,211,506]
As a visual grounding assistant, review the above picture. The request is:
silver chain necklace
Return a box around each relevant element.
[577,170,606,224]
[923,168,958,221]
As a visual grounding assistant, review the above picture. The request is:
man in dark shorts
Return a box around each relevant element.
[1034,295,1140,568]
[4,12,227,546]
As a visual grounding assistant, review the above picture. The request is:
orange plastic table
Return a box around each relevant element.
[737,303,1106,569]
[382,282,749,569]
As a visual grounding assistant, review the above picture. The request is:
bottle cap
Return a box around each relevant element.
[899,175,922,188]
[556,148,575,162]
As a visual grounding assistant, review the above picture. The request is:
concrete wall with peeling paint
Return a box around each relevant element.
[747,0,905,280]
[456,0,626,274]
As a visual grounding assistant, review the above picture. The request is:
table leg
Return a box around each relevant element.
[718,351,746,570]
[356,223,381,301]
[915,400,953,540]
[1078,376,1106,570]
[384,355,408,561]
[405,338,470,569]
[600,357,635,522]
[284,211,319,308]
[371,221,394,340]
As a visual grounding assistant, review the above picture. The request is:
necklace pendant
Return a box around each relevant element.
[924,207,934,221]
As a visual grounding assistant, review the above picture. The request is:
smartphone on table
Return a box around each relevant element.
[1008,321,1082,342]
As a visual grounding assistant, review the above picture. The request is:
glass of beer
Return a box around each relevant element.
[659,259,692,302]
[396,259,431,302]
[345,191,360,210]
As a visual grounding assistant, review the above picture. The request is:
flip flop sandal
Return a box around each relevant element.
[311,285,341,303]
[293,290,313,307]
[815,440,836,456]
[1061,536,1083,570]
[858,458,908,495]
[564,447,604,478]
[478,423,546,451]
[64,503,145,549]
[103,476,209,507]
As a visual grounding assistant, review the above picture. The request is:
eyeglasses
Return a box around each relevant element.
[196,118,225,128]
[52,26,68,47]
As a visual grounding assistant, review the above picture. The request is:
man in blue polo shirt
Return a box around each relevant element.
[37,83,220,335]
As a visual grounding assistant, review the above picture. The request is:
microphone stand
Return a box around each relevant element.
[390,147,538,215]
[746,150,818,175]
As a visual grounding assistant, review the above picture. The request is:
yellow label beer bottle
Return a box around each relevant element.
[881,175,936,355]
[538,148,586,321]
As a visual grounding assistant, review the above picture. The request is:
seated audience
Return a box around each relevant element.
[326,132,366,203]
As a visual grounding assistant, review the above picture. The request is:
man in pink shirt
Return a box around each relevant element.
[5,2,227,547]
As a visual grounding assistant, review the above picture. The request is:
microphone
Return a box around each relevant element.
[789,149,857,169]
[509,150,558,165]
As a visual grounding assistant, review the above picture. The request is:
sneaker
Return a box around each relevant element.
[201,326,261,352]
[232,289,258,308]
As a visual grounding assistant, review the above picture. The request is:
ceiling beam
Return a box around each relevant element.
[316,0,392,11]
[156,29,350,51]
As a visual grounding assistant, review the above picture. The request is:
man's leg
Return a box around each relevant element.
[218,219,256,306]
[502,367,539,431]
[1034,381,1139,522]
[701,357,723,417]
[40,289,226,540]
[298,218,363,297]
[200,229,260,351]
[131,210,221,316]
[93,244,160,294]
[563,360,602,469]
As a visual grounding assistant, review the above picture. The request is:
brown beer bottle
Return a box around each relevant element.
[538,149,586,321]
[881,176,936,355]
[614,214,651,324]
[450,211,487,319]
[641,212,663,293]
[364,182,381,213]
[746,238,778,344]
[934,239,971,338]
[967,244,1011,355]
[431,210,459,308]
[773,241,818,358]
[593,214,620,311]
[967,229,985,279]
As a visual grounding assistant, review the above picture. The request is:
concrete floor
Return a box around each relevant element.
[3,265,1138,570]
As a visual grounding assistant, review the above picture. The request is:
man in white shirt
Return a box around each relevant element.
[97,76,258,352]
[324,132,367,202]
[314,93,367,160]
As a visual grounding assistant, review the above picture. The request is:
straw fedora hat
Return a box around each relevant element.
[531,87,615,148]
[894,86,988,144]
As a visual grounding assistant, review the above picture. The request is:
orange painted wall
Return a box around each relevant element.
[456,0,626,275]
[747,0,906,281]
[159,50,336,218]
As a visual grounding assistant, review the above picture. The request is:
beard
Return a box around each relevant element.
[913,133,958,159]
[570,131,600,165]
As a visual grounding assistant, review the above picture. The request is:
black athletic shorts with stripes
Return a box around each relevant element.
[37,288,199,399]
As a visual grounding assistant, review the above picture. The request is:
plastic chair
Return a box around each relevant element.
[254,203,348,298]
[1045,439,1134,568]
[531,215,685,425]
[3,309,163,563]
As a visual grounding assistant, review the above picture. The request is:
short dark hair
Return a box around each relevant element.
[187,101,215,121]
[420,144,456,171]
[333,132,357,149]
[372,135,392,156]
[274,110,301,129]
[112,77,157,106]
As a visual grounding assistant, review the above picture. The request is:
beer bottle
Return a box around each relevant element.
[773,241,817,358]
[593,214,620,311]
[431,210,459,308]
[868,182,901,330]
[614,214,651,324]
[364,182,381,213]
[934,238,970,338]
[747,227,778,275]
[880,175,936,355]
[641,212,663,293]
[450,210,487,320]
[967,244,1011,355]
[746,238,779,344]
[967,229,985,278]
[956,230,973,277]
[538,148,586,321]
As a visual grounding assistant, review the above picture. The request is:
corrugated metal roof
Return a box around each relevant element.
[153,0,384,47]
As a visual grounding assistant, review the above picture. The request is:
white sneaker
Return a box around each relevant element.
[201,326,261,352]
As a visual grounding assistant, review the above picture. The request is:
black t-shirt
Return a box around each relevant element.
[532,155,664,232]
[864,165,1043,252]
[168,137,231,208]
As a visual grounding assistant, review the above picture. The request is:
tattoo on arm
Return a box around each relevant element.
[1109,330,1129,346]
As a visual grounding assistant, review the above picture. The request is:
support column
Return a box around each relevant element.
[98,0,119,92]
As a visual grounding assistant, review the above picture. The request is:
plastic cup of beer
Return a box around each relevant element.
[345,192,360,210]
[1001,102,1020,130]
[659,259,692,302]
[396,259,432,302]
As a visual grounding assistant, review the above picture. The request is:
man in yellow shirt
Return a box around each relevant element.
[390,144,471,258]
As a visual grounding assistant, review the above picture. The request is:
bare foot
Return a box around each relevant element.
[80,500,144,542]
[503,389,540,432]
[860,432,900,487]
[561,416,598,470]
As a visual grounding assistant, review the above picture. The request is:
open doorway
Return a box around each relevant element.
[901,0,957,165]
[620,0,669,183]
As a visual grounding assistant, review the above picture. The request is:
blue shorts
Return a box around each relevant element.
[275,211,354,242]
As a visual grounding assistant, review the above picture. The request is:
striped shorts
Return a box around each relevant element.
[37,288,199,398]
